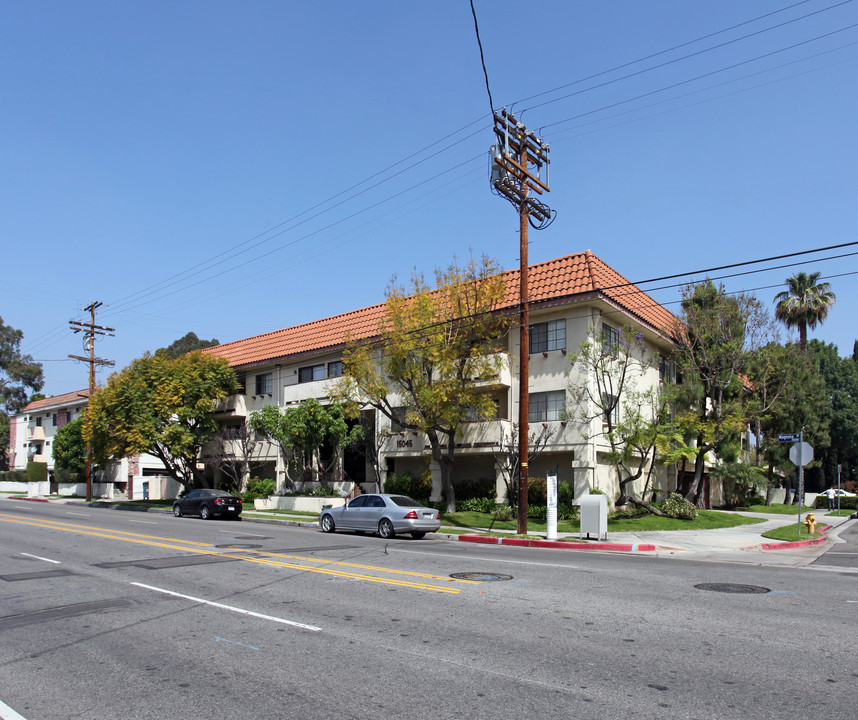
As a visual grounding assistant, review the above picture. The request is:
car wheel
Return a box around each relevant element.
[410,532,426,539]
[200,505,211,520]
[320,514,336,533]
[173,504,182,517]
[378,518,395,539]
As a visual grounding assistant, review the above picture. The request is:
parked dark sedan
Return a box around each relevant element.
[319,494,440,539]
[173,489,242,520]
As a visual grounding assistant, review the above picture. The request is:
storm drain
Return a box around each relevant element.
[450,572,513,582]
[694,583,770,594]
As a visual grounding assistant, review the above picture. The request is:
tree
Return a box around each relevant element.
[157,332,219,359]
[808,340,857,491]
[332,254,512,512]
[673,281,772,507]
[745,342,828,502]
[491,423,555,511]
[1,316,44,470]
[567,325,670,515]
[52,417,87,480]
[201,421,262,495]
[249,398,361,490]
[83,351,238,490]
[774,271,836,352]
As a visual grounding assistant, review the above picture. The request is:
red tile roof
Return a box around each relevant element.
[204,251,677,368]
[24,388,91,412]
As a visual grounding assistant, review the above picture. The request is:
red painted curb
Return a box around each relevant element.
[457,535,656,552]
[7,496,49,502]
[756,524,830,551]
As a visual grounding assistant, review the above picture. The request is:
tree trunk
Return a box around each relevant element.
[685,448,710,509]
[627,496,666,516]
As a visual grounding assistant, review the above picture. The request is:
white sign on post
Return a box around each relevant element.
[546,475,558,541]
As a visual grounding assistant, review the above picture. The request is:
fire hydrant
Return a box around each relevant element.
[803,512,817,535]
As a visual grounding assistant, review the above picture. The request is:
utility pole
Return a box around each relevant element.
[69,301,115,502]
[490,109,554,534]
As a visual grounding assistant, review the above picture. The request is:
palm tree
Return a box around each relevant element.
[774,271,836,351]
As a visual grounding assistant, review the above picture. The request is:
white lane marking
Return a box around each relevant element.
[65,512,90,517]
[13,506,32,510]
[0,697,28,720]
[127,519,158,525]
[20,553,61,564]
[130,582,322,632]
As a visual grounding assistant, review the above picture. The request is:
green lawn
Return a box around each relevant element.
[439,509,764,534]
[761,523,823,542]
[737,503,815,515]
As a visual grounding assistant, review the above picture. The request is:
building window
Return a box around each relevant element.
[602,393,620,426]
[602,323,620,355]
[327,361,343,379]
[36,416,42,427]
[298,364,326,383]
[529,390,566,422]
[530,319,566,354]
[659,356,675,383]
[52,414,57,427]
[235,375,247,395]
[255,373,273,395]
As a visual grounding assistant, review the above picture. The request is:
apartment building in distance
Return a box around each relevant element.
[202,250,683,504]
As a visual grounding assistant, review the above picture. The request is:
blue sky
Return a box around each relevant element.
[2,0,857,398]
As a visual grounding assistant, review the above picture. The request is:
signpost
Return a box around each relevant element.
[780,431,813,533]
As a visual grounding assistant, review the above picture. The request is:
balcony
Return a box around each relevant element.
[212,393,247,419]
[27,425,46,441]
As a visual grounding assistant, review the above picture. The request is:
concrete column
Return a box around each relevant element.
[494,460,507,504]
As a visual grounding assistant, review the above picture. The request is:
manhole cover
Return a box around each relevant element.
[215,543,263,550]
[450,572,513,582]
[694,583,770,594]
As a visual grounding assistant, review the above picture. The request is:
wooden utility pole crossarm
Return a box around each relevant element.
[488,109,555,535]
[68,301,115,502]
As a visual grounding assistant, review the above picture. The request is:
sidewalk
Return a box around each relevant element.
[5,494,855,565]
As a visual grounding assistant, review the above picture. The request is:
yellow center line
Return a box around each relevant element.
[0,513,468,594]
[240,549,482,585]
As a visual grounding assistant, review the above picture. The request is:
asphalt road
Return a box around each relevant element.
[1,502,856,720]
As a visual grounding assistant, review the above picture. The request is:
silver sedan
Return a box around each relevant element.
[319,493,441,539]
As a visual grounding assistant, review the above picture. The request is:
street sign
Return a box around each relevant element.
[778,433,801,443]
[789,442,813,467]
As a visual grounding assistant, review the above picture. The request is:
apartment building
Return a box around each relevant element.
[8,389,166,497]
[202,250,680,503]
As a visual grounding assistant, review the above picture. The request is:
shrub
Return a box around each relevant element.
[492,504,513,521]
[527,477,547,505]
[385,472,432,501]
[26,462,48,483]
[307,485,339,497]
[558,503,579,521]
[814,495,856,510]
[457,497,497,513]
[663,492,698,520]
[241,477,276,503]
[0,470,26,483]
[527,504,547,520]
[455,476,496,501]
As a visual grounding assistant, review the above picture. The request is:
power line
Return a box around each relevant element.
[470,0,495,115]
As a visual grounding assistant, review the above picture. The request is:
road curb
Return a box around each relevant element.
[748,524,831,551]
[457,534,657,552]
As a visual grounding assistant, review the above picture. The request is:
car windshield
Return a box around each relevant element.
[209,489,236,497]
[389,496,423,507]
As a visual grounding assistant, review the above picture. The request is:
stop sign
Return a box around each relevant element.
[789,442,813,467]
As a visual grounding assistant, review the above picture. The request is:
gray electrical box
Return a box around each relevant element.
[579,493,608,540]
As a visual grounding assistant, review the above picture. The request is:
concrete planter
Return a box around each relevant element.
[254,495,346,513]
